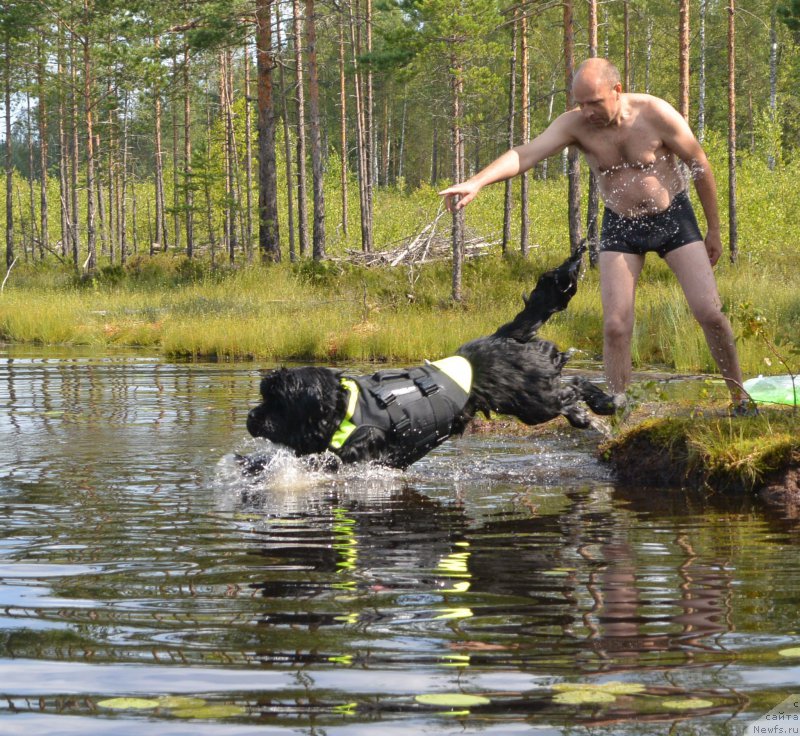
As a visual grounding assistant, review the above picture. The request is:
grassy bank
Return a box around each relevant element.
[599,406,800,498]
[0,243,796,377]
[1,155,799,376]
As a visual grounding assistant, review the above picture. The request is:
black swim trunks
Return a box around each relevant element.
[600,190,703,258]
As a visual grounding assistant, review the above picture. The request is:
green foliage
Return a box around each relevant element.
[778,0,800,35]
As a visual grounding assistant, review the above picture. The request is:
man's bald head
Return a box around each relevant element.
[574,58,621,91]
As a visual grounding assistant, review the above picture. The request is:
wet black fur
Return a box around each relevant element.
[245,246,620,470]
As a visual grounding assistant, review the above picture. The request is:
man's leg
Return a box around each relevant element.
[664,241,746,401]
[599,251,645,393]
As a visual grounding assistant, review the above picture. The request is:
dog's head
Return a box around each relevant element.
[246,367,347,456]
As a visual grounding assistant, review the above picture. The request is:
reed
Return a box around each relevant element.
[2,251,797,378]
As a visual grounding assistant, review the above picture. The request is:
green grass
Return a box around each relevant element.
[2,154,799,375]
[1,243,797,375]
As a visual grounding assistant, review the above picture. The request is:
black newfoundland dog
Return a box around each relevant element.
[245,246,621,470]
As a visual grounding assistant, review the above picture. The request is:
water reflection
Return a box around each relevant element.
[1,352,799,734]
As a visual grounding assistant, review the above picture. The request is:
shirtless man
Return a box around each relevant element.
[439,57,753,414]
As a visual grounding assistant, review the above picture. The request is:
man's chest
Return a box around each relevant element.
[579,124,666,173]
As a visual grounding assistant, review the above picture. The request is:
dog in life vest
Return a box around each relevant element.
[244,246,621,470]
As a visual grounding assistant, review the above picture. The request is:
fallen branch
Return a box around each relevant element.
[338,206,499,268]
[1,257,18,294]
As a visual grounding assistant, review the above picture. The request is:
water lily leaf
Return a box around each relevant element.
[553,690,616,705]
[552,681,645,695]
[97,697,159,710]
[415,693,490,707]
[661,698,714,710]
[158,696,206,709]
[593,682,646,695]
[172,704,247,718]
[778,647,800,657]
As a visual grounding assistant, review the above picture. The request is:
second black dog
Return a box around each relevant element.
[245,247,621,470]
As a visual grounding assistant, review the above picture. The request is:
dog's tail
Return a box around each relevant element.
[493,242,586,343]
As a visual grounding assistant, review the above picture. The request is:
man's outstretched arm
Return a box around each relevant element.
[439,113,578,212]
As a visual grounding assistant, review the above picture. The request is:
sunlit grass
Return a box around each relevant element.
[2,159,798,376]
[2,249,797,377]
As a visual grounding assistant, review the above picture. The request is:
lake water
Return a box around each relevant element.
[1,351,799,735]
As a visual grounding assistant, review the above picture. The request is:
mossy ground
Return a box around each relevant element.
[599,403,800,500]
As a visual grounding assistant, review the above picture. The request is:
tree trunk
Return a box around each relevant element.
[305,0,326,260]
[26,84,39,259]
[698,0,707,141]
[131,171,138,254]
[37,41,49,259]
[519,10,529,257]
[105,85,116,262]
[183,44,194,258]
[431,123,438,184]
[564,0,582,254]
[398,89,407,181]
[382,95,390,187]
[365,0,375,193]
[728,0,738,263]
[623,0,630,90]
[153,35,166,255]
[645,19,653,94]
[542,77,556,180]
[243,34,254,258]
[292,0,310,256]
[95,133,108,260]
[172,51,181,254]
[70,34,80,266]
[220,52,231,259]
[121,90,129,264]
[276,5,296,261]
[338,10,348,235]
[205,104,218,264]
[256,0,281,262]
[450,55,465,303]
[679,0,690,120]
[57,24,70,259]
[4,46,13,269]
[768,8,778,170]
[82,4,97,273]
[586,0,600,265]
[502,14,517,255]
[348,0,373,253]
[223,49,239,263]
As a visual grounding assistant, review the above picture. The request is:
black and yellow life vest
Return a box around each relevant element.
[329,356,472,468]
